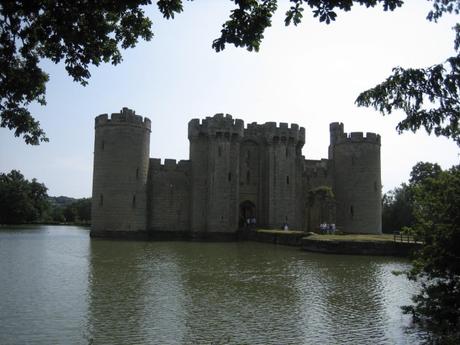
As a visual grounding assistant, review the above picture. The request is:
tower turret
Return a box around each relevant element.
[188,114,244,235]
[91,107,151,238]
[262,122,305,229]
[329,123,381,234]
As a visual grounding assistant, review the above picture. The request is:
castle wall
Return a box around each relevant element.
[91,109,382,238]
[239,138,262,224]
[188,114,244,233]
[91,108,150,236]
[303,159,334,232]
[264,123,305,229]
[147,159,191,232]
[188,133,208,233]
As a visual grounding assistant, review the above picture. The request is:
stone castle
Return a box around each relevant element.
[91,108,382,239]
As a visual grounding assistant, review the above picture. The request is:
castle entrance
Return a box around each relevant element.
[239,200,256,229]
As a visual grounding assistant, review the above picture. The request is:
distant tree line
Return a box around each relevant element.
[0,170,91,225]
[381,162,442,233]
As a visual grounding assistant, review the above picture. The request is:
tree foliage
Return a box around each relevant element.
[0,170,48,223]
[2,0,405,144]
[403,165,460,344]
[307,185,335,224]
[381,161,442,233]
[1,0,154,144]
[356,0,460,145]
[381,183,415,233]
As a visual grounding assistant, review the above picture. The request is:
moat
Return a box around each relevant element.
[0,226,421,344]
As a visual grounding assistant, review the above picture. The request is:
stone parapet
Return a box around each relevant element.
[95,107,151,130]
[150,158,191,172]
[188,113,244,139]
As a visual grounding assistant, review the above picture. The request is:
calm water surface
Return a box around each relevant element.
[0,225,420,345]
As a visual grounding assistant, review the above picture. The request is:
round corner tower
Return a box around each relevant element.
[91,107,151,237]
[329,123,382,234]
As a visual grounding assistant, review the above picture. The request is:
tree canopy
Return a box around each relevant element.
[403,165,460,344]
[0,170,48,223]
[2,0,434,145]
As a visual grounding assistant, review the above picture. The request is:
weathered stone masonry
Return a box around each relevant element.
[91,107,382,239]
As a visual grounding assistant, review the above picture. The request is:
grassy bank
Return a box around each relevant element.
[306,233,395,242]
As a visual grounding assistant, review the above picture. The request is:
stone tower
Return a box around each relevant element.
[263,122,305,229]
[188,114,244,236]
[329,122,382,234]
[91,107,151,238]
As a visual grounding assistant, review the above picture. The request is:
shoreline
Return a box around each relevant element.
[1,225,421,257]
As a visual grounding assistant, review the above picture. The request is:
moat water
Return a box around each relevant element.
[0,225,421,345]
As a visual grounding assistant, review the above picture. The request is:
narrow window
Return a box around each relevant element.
[218,146,222,157]
[247,150,250,161]
[101,140,105,151]
[99,194,103,207]
[350,205,354,219]
[136,167,139,180]
[246,170,250,184]
[286,146,289,157]
[286,176,290,185]
[132,195,136,208]
[221,215,224,220]
[228,172,232,181]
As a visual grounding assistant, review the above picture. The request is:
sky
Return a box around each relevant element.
[1,0,459,198]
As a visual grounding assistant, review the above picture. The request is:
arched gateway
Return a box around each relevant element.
[239,200,256,228]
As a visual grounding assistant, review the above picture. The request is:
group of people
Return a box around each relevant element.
[245,217,257,228]
[320,222,336,234]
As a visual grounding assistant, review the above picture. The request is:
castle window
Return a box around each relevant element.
[228,172,232,182]
[218,146,222,157]
[132,195,136,208]
[99,194,103,207]
[136,167,139,180]
[246,170,250,184]
[350,205,354,219]
[286,176,290,185]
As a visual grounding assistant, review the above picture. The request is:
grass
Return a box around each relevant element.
[305,233,395,242]
[256,229,304,235]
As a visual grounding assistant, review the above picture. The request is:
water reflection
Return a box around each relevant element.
[86,241,419,345]
[86,241,188,344]
[0,226,419,345]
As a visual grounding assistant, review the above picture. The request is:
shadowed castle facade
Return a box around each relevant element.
[91,108,382,239]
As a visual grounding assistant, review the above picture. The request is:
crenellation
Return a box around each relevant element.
[188,113,244,139]
[150,158,162,170]
[164,159,177,170]
[150,158,192,172]
[334,131,381,145]
[95,108,151,130]
[350,132,364,141]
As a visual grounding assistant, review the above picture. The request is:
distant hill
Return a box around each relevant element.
[48,196,79,208]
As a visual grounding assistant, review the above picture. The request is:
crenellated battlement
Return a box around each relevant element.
[329,122,380,145]
[244,121,305,145]
[335,131,381,145]
[188,113,244,139]
[95,107,151,130]
[150,158,191,173]
[263,122,305,144]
